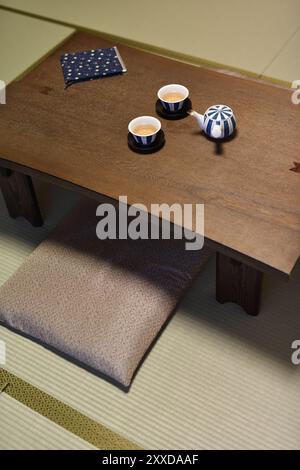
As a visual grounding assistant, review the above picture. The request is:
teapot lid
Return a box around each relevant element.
[205,104,233,121]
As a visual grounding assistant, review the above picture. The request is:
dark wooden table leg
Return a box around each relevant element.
[0,168,43,227]
[216,252,263,316]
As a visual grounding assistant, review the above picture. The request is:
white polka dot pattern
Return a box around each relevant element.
[60,46,126,86]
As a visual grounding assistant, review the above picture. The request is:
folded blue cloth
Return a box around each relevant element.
[60,46,127,87]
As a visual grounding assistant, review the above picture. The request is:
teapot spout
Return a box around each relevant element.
[189,110,204,130]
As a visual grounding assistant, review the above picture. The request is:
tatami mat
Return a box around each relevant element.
[0,369,139,449]
[0,179,81,285]
[0,3,299,449]
[0,9,73,84]
[0,394,96,450]
[0,181,299,450]
[263,28,300,82]
[0,0,299,80]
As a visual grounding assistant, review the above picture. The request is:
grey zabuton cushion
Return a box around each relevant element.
[0,198,212,389]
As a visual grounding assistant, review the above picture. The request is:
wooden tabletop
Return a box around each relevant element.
[0,32,299,276]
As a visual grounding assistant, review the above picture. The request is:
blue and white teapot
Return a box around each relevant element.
[190,104,236,139]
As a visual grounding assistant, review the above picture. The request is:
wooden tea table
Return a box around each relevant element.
[0,32,299,316]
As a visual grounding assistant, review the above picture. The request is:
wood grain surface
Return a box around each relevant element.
[0,32,299,276]
[0,169,43,226]
[216,252,263,315]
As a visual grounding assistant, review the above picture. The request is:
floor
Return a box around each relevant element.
[0,0,300,84]
[0,1,300,450]
[1,182,300,449]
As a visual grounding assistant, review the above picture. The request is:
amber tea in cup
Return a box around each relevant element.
[128,116,161,146]
[132,124,157,136]
[157,84,189,112]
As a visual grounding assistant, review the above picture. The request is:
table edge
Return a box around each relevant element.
[0,156,294,279]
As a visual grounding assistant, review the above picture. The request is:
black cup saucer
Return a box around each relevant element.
[128,129,165,154]
[156,98,192,120]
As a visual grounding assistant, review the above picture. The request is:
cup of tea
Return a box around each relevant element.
[128,116,161,146]
[157,84,189,112]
